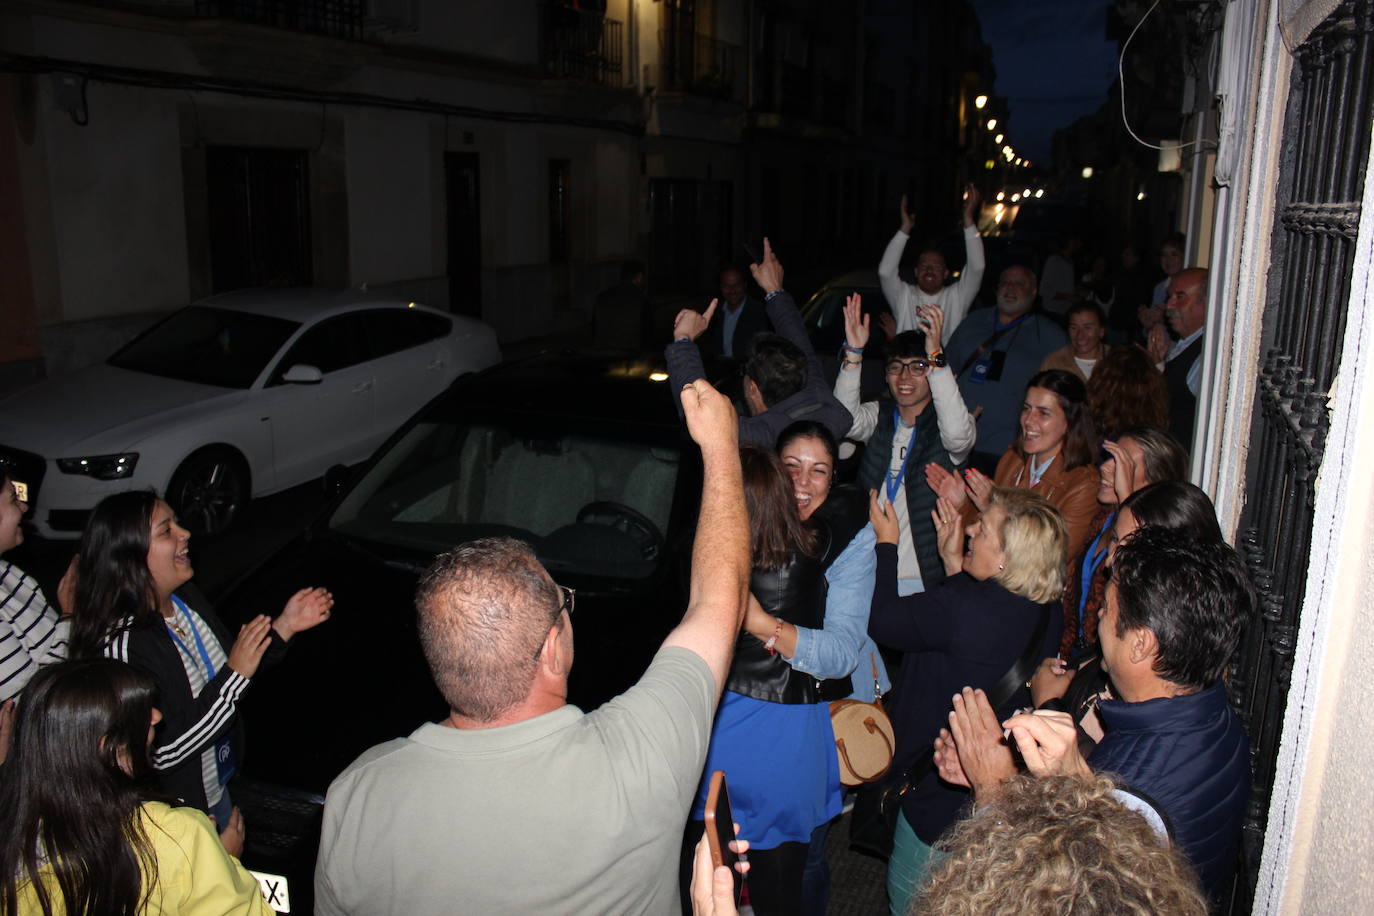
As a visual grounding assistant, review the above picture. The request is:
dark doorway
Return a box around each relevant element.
[445,151,482,317]
[206,147,311,292]
[649,178,733,296]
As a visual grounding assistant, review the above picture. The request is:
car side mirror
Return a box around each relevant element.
[282,364,323,384]
[323,464,352,496]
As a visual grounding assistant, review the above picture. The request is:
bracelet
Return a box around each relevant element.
[763,619,783,655]
[842,343,864,354]
[764,289,785,301]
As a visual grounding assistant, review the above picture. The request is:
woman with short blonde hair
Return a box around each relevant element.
[868,486,1066,914]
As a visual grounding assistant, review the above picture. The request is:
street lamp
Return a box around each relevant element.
[994,133,1004,144]
[987,118,998,130]
[1034,189,1044,198]
[996,191,1005,201]
[1137,190,1147,200]
[975,95,988,109]
[1081,166,1094,179]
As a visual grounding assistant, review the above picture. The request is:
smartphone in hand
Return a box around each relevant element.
[704,770,743,905]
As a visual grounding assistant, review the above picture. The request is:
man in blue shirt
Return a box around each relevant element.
[944,265,1066,474]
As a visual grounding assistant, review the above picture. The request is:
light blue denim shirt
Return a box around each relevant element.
[786,524,892,701]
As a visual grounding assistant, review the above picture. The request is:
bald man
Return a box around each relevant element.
[1147,267,1207,454]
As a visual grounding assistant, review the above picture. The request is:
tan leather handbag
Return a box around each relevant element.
[829,655,895,786]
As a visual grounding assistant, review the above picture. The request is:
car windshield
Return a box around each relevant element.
[329,417,682,580]
[109,307,301,388]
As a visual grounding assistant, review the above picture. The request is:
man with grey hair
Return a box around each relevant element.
[315,379,750,915]
[944,265,1067,474]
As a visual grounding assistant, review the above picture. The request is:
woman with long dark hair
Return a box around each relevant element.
[928,368,1100,551]
[0,658,272,915]
[683,445,846,915]
[68,490,332,834]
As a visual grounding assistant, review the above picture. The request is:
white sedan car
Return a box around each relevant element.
[0,289,500,538]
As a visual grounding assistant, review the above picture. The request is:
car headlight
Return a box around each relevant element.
[57,453,140,480]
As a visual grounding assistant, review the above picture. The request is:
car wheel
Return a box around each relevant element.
[167,448,249,537]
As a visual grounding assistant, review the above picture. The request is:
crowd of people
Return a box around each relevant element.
[0,192,1251,916]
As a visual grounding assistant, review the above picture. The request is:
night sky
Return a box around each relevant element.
[969,0,1121,165]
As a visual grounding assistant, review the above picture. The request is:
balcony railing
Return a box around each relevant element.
[193,0,365,41]
[542,4,624,88]
[657,30,741,101]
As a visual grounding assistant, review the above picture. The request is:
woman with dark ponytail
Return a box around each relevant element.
[0,659,272,915]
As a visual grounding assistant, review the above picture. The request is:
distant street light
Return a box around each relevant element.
[1081,166,1094,179]
[1034,189,1045,198]
[1022,189,1031,197]
[984,159,996,169]
[996,191,1005,201]
[1011,193,1021,202]
[1002,145,1012,155]
[975,95,988,109]
[994,133,1004,144]
[1137,191,1147,200]
[987,118,998,130]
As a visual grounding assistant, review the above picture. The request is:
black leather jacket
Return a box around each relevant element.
[725,537,854,704]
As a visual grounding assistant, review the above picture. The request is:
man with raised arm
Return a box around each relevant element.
[878,185,984,343]
[666,238,852,447]
[834,297,975,595]
[315,379,750,916]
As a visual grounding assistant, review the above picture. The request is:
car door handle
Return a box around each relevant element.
[352,380,373,394]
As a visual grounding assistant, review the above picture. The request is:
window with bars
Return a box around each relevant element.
[1228,1,1372,912]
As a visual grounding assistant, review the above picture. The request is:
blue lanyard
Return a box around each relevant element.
[1077,513,1116,642]
[885,410,920,504]
[166,595,217,679]
[994,313,1029,333]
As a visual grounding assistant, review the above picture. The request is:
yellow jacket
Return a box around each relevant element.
[15,802,273,915]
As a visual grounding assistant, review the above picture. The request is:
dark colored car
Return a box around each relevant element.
[798,269,891,401]
[219,352,703,911]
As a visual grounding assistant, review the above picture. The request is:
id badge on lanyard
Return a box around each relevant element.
[168,596,237,786]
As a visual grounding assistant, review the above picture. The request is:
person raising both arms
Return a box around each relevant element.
[878,184,984,343]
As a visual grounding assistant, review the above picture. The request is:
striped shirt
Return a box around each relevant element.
[0,560,69,702]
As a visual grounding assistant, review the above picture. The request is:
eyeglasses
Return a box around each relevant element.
[554,584,575,619]
[885,359,931,377]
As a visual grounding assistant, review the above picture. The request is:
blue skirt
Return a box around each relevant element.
[692,690,842,849]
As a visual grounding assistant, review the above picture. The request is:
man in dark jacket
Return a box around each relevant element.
[666,239,852,447]
[1004,527,1254,899]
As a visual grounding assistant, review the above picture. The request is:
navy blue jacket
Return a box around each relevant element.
[868,547,1060,843]
[1089,681,1250,897]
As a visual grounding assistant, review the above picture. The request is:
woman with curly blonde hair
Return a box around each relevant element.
[1087,346,1170,440]
[912,773,1207,916]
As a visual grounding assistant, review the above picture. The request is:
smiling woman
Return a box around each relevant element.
[68,490,333,839]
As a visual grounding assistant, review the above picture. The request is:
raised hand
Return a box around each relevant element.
[930,496,965,575]
[748,238,784,294]
[1101,439,1141,505]
[962,183,981,227]
[227,615,273,679]
[273,586,334,641]
[1145,322,1169,364]
[681,378,739,455]
[964,467,994,513]
[1003,708,1093,779]
[924,463,966,509]
[842,293,870,351]
[868,489,899,545]
[674,299,719,342]
[1028,656,1073,707]
[899,194,914,235]
[917,305,945,351]
[933,728,970,788]
[947,687,1018,798]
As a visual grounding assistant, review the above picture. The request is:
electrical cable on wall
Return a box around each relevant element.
[1118,0,1212,153]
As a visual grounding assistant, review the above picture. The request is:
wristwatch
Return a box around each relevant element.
[926,352,948,368]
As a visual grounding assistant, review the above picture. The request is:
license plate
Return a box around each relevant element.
[11,480,28,503]
[248,870,291,913]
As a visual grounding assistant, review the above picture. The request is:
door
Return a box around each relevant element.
[444,152,482,316]
[265,314,376,484]
[206,147,311,292]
